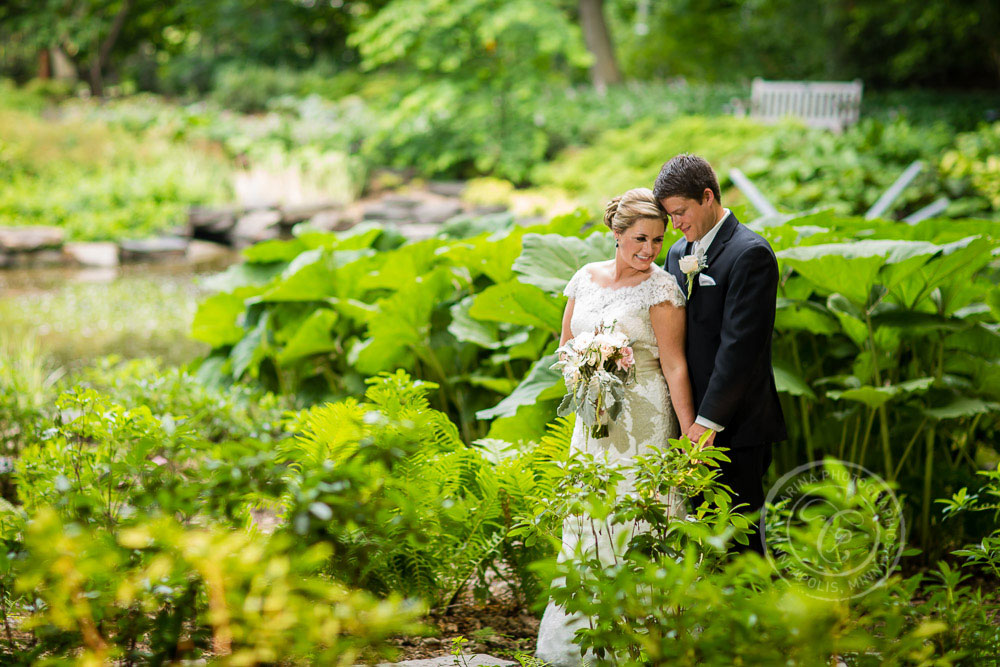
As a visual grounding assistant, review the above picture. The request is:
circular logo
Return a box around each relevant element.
[762,459,905,600]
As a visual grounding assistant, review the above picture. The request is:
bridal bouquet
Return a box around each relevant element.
[551,323,636,439]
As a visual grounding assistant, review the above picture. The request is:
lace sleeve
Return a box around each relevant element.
[563,266,586,299]
[641,270,686,309]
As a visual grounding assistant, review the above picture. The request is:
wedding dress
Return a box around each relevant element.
[535,262,687,666]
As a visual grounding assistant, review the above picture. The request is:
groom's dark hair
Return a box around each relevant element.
[653,154,722,204]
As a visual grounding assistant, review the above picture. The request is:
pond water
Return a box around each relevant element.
[0,255,236,369]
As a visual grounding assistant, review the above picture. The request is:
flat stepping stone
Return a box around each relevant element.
[427,181,467,198]
[64,242,119,267]
[119,237,188,262]
[415,200,463,225]
[279,201,343,225]
[377,654,516,667]
[0,226,65,251]
[231,210,283,248]
[363,202,415,222]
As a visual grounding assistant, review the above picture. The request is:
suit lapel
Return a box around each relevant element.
[703,212,739,270]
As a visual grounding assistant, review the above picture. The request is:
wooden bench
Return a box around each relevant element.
[749,78,863,132]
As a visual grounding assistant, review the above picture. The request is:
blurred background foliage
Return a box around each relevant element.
[2,0,998,95]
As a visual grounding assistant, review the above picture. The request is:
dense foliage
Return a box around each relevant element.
[0,84,230,241]
[536,115,1000,220]
[195,207,1000,561]
[2,0,998,93]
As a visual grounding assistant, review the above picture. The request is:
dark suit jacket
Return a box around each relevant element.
[665,212,787,449]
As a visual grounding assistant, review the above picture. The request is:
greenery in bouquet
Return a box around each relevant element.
[552,323,636,439]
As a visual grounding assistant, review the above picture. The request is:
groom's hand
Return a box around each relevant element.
[685,423,716,447]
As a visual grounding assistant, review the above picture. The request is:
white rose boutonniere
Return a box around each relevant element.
[679,253,708,298]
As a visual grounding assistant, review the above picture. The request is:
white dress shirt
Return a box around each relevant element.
[693,208,730,259]
[693,208,730,434]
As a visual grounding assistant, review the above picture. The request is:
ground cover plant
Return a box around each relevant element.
[0,89,231,242]
[534,115,1000,221]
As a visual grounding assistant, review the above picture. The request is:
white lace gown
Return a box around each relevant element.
[535,262,687,667]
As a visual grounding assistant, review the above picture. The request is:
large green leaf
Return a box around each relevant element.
[277,308,339,363]
[476,353,561,420]
[484,400,561,444]
[522,208,591,237]
[778,240,938,305]
[351,267,456,375]
[773,362,816,399]
[946,323,1000,359]
[894,236,996,312]
[357,238,446,291]
[242,238,309,263]
[448,296,503,349]
[774,298,840,335]
[924,397,1000,421]
[512,232,616,293]
[230,314,269,380]
[826,294,867,346]
[438,230,524,284]
[191,292,248,346]
[199,262,286,293]
[258,249,373,302]
[468,281,564,334]
[826,377,934,409]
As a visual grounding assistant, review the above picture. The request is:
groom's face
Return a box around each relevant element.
[660,192,715,243]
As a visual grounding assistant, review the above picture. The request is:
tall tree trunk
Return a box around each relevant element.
[578,0,621,92]
[38,50,51,79]
[89,0,131,97]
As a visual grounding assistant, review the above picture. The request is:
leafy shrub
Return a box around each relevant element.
[536,446,1000,665]
[0,105,231,241]
[201,208,1000,557]
[0,335,61,465]
[280,371,566,608]
[1,508,422,664]
[941,121,1000,215]
[536,115,988,220]
[192,212,595,440]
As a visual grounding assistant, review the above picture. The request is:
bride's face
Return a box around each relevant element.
[616,218,665,271]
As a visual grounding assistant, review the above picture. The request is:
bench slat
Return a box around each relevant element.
[750,78,863,131]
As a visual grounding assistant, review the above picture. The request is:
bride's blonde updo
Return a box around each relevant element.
[603,188,667,234]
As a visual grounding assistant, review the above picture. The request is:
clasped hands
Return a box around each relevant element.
[684,422,716,447]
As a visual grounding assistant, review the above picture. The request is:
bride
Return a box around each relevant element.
[535,188,695,666]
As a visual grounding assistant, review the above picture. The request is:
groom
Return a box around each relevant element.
[657,154,786,556]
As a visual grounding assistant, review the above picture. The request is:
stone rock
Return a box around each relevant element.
[302,209,357,232]
[189,206,238,237]
[231,210,283,248]
[279,201,343,226]
[362,202,414,223]
[376,655,516,667]
[63,242,119,267]
[380,194,422,209]
[186,240,233,265]
[472,204,508,216]
[0,226,65,251]
[397,223,441,242]
[427,180,467,198]
[414,200,463,225]
[119,237,188,263]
